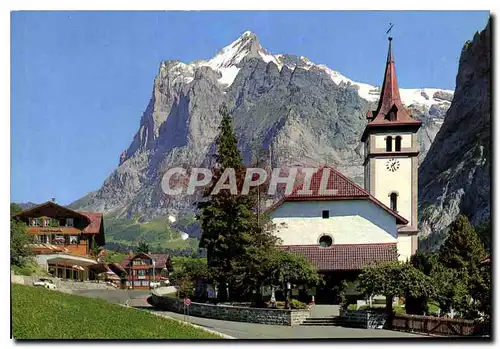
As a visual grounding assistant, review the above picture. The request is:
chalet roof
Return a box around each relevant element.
[361,37,421,141]
[266,165,408,225]
[121,252,173,270]
[14,201,105,235]
[80,212,104,234]
[14,201,91,222]
[278,243,398,271]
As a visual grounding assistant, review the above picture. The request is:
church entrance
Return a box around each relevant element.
[314,271,359,304]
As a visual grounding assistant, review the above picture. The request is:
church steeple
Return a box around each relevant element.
[361,37,421,141]
[360,34,421,260]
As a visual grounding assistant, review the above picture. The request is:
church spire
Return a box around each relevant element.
[368,37,419,124]
[361,36,420,141]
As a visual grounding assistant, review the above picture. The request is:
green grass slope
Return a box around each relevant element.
[11,284,222,339]
[104,214,199,252]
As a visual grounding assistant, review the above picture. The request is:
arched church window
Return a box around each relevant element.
[386,136,393,152]
[390,192,398,212]
[395,136,402,152]
[319,235,333,247]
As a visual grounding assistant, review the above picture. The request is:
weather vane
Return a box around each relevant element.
[386,23,394,38]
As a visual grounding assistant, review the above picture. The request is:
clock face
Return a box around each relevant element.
[386,158,400,172]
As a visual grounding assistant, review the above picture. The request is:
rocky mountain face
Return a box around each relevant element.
[71,31,453,233]
[418,19,491,251]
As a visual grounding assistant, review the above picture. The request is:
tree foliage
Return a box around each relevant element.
[439,215,487,273]
[357,261,435,301]
[474,219,491,253]
[171,256,210,282]
[137,240,150,254]
[11,216,32,267]
[11,203,23,216]
[264,249,322,288]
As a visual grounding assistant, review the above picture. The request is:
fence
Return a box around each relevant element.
[391,314,490,337]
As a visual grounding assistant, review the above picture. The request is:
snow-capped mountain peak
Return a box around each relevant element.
[163,31,454,107]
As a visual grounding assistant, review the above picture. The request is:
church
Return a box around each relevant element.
[268,37,421,301]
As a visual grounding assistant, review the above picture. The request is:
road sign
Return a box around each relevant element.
[184,298,192,306]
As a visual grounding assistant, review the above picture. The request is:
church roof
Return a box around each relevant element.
[361,37,421,141]
[266,165,408,225]
[278,243,398,271]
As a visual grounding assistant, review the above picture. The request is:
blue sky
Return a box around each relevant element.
[11,11,490,205]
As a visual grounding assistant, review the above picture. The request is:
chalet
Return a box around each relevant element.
[121,252,173,289]
[13,200,106,281]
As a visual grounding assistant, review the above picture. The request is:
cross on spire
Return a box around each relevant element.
[386,23,394,39]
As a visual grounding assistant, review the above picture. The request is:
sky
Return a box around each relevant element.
[11,10,490,205]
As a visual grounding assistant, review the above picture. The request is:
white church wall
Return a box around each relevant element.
[397,234,412,262]
[373,157,413,226]
[270,200,398,246]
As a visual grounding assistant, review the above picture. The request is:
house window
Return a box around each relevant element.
[386,136,393,152]
[69,235,78,244]
[319,235,333,247]
[38,235,48,243]
[66,218,74,227]
[322,210,329,219]
[31,218,41,227]
[44,218,51,226]
[390,193,398,212]
[395,136,402,152]
[133,281,141,287]
[53,235,65,245]
[142,281,149,287]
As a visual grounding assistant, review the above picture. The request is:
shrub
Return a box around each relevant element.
[291,299,307,309]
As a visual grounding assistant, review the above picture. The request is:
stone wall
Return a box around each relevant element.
[340,309,388,329]
[151,293,310,326]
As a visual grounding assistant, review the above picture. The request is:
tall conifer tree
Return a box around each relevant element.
[197,103,277,301]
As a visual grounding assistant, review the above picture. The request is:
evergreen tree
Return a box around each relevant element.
[197,103,278,302]
[439,215,487,276]
[436,215,489,319]
[137,240,150,254]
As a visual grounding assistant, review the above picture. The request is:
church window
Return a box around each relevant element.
[386,136,393,152]
[395,136,402,152]
[319,235,333,247]
[390,192,398,212]
[322,210,329,219]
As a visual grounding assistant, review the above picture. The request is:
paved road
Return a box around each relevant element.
[74,290,424,339]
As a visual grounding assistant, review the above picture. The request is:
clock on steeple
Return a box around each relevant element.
[361,36,421,261]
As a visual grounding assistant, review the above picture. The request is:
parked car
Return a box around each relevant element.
[33,278,56,290]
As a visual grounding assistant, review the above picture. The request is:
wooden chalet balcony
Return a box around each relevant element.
[27,226,82,235]
[126,275,164,281]
[129,265,152,270]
